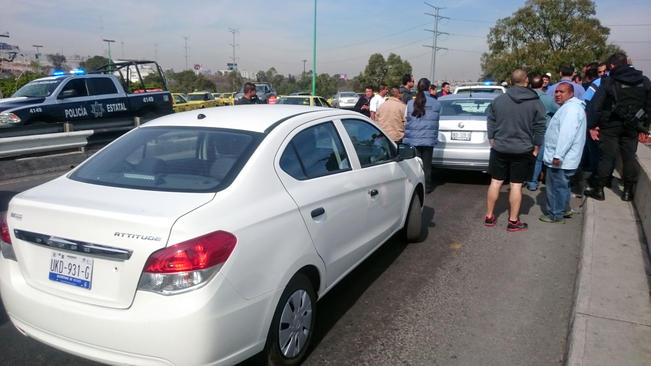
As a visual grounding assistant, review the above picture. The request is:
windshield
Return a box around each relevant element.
[439,99,493,117]
[187,94,208,101]
[276,97,310,105]
[340,92,357,98]
[13,78,64,97]
[70,127,262,192]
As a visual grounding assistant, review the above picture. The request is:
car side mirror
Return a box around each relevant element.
[58,89,78,99]
[397,143,417,161]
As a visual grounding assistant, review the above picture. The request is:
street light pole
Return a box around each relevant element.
[32,44,43,75]
[312,0,317,96]
[102,39,116,64]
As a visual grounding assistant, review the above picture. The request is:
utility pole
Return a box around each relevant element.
[32,44,43,74]
[102,39,116,64]
[424,2,448,82]
[228,28,239,71]
[183,36,189,70]
[312,0,317,96]
[302,59,307,77]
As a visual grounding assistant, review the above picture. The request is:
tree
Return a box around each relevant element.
[227,70,243,92]
[47,53,67,70]
[481,0,620,82]
[358,53,412,89]
[80,55,109,71]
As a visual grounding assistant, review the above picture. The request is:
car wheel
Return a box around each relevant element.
[404,191,423,242]
[265,273,316,366]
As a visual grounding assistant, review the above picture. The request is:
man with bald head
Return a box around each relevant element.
[539,83,586,223]
[485,69,546,232]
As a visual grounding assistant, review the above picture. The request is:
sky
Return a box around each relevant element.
[1,0,650,83]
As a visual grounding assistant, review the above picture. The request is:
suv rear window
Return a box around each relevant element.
[70,127,261,192]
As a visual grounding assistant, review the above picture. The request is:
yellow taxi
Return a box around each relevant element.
[219,92,236,106]
[172,93,193,113]
[186,92,220,109]
[211,93,225,106]
[274,95,332,107]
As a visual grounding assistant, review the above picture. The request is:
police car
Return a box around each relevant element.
[0,61,173,130]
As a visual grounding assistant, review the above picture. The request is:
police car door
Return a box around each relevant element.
[87,76,128,120]
[56,78,92,124]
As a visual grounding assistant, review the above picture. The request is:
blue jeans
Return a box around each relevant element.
[545,167,576,221]
[527,145,544,189]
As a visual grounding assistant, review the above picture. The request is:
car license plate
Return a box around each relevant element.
[49,251,93,289]
[451,131,471,141]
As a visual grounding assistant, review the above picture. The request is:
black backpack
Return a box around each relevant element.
[611,79,649,132]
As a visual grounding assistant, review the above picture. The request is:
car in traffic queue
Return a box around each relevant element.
[220,92,235,106]
[185,91,220,109]
[171,93,193,113]
[432,93,498,171]
[331,91,359,109]
[0,105,425,366]
[274,95,332,107]
[453,83,506,94]
[211,93,225,107]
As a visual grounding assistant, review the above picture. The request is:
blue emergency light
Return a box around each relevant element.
[70,68,86,75]
[52,70,65,76]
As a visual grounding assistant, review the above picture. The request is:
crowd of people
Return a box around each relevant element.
[486,51,650,232]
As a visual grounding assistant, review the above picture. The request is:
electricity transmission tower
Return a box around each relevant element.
[424,2,448,82]
[228,28,239,71]
[183,36,189,70]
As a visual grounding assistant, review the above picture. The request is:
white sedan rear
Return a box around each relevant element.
[0,105,424,366]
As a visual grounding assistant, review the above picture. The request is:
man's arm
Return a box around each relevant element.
[486,102,496,148]
[532,100,547,149]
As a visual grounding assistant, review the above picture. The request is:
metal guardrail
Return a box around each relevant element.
[0,130,94,158]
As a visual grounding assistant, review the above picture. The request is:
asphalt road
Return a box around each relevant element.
[0,169,583,366]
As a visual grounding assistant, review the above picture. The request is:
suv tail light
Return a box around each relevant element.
[138,230,236,295]
[1,212,17,261]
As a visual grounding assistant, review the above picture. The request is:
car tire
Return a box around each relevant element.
[404,191,423,242]
[265,273,316,366]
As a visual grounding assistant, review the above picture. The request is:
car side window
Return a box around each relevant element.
[280,122,350,180]
[313,98,322,107]
[341,119,396,167]
[60,79,88,98]
[87,78,118,96]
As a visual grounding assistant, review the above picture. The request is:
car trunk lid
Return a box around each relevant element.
[7,176,214,309]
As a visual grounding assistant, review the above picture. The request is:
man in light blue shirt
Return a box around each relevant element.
[540,83,586,223]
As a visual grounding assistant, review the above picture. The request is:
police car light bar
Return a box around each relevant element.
[52,70,66,76]
[70,69,86,75]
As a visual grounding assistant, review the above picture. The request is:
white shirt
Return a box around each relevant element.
[369,94,386,113]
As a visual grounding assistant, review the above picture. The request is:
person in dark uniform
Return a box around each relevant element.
[584,52,651,201]
[353,86,373,117]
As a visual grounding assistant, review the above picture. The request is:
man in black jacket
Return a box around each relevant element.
[484,69,546,232]
[353,86,373,117]
[584,52,651,201]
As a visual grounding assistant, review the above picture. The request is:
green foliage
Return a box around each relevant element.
[357,53,412,89]
[226,71,243,92]
[481,0,621,82]
[47,53,67,70]
[0,72,43,97]
[80,55,109,71]
[165,70,216,93]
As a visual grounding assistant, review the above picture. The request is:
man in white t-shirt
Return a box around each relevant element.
[369,84,388,121]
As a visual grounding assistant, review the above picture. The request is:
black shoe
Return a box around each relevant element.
[584,186,605,201]
[507,219,528,232]
[484,215,497,227]
[622,186,634,201]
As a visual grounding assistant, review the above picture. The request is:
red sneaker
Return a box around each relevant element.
[484,215,497,227]
[507,219,528,232]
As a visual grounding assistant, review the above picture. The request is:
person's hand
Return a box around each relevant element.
[489,138,494,148]
[533,145,539,157]
[589,127,600,141]
[361,104,369,110]
[552,158,561,167]
[639,131,648,142]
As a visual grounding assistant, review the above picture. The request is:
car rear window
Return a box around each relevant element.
[439,100,493,116]
[277,97,310,105]
[70,127,262,192]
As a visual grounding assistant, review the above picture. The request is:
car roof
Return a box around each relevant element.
[144,105,343,133]
[438,92,499,100]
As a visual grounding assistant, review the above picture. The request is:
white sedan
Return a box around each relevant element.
[0,105,425,366]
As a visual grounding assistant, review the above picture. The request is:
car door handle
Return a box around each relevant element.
[368,189,379,197]
[311,207,325,218]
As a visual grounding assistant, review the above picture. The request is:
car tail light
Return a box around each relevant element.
[1,212,17,261]
[138,230,236,295]
[1,212,10,244]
